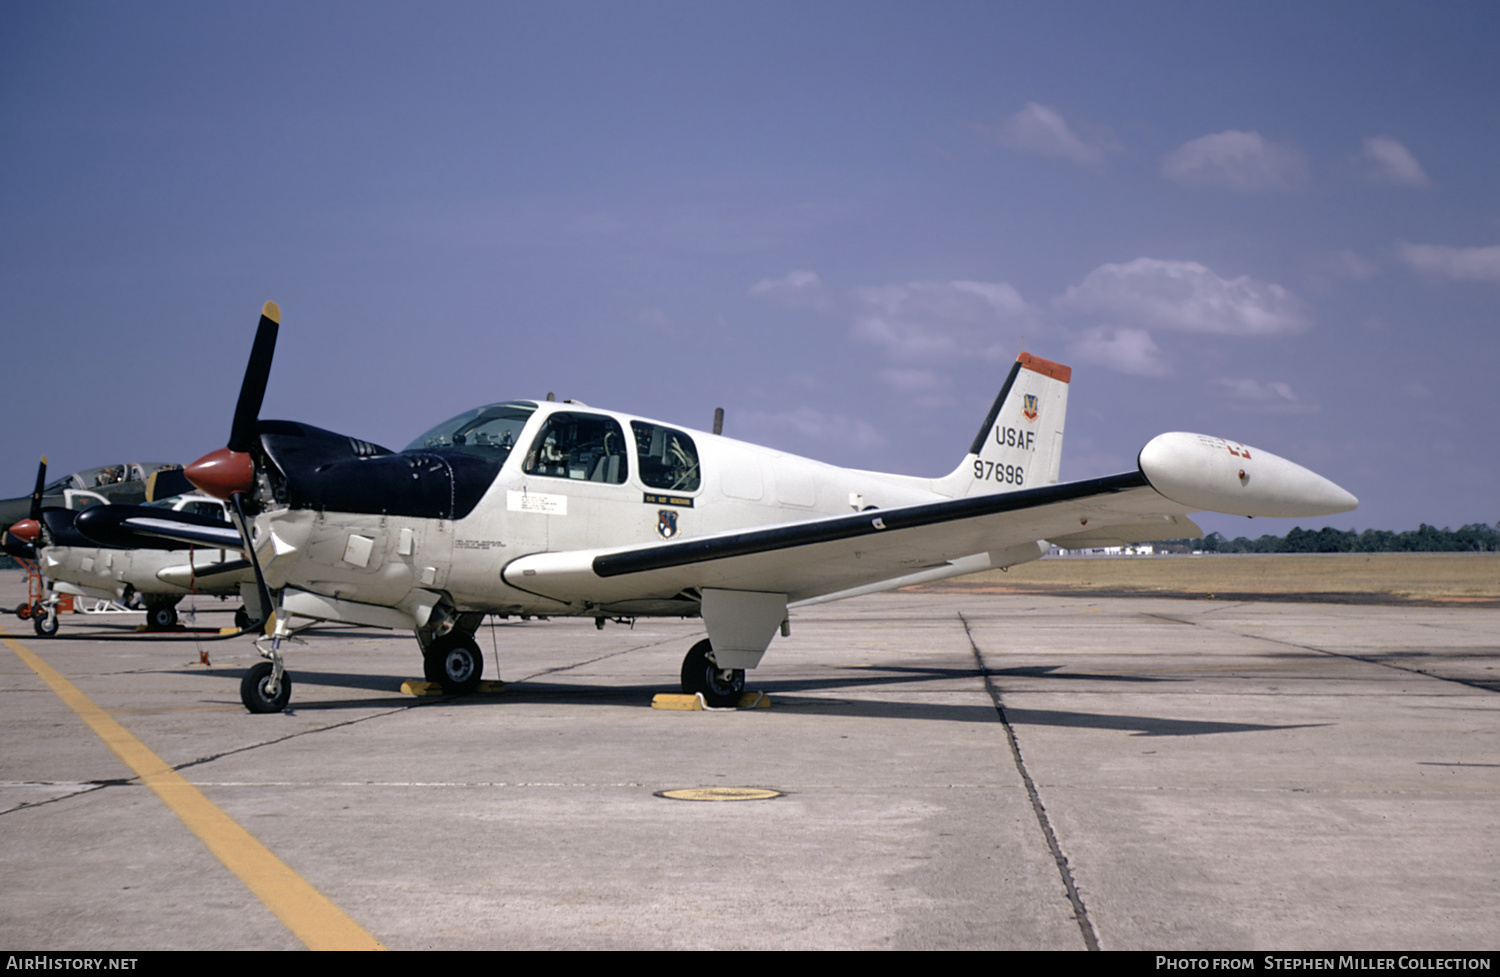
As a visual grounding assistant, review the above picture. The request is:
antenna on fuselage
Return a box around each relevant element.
[546,392,555,402]
[713,407,723,435]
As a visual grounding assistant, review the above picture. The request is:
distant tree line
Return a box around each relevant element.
[1154,523,1500,554]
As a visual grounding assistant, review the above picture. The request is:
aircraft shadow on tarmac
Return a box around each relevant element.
[162,659,1324,736]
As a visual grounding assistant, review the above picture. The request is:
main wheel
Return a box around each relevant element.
[424,633,484,695]
[680,638,744,707]
[146,603,178,631]
[241,661,291,713]
[33,611,58,637]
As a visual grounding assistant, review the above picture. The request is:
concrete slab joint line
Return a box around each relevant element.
[958,610,1101,952]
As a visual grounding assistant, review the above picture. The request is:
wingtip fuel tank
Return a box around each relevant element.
[1138,433,1357,519]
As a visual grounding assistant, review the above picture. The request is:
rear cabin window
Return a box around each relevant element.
[523,412,629,484]
[631,421,701,492]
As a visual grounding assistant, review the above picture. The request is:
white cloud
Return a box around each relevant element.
[1161,130,1308,192]
[748,269,829,309]
[1056,258,1310,336]
[877,368,942,393]
[1068,327,1170,377]
[1358,136,1429,188]
[851,279,1035,364]
[877,368,953,409]
[981,102,1110,169]
[736,407,885,451]
[1328,250,1380,280]
[1394,242,1500,283]
[634,306,674,334]
[1214,378,1317,414]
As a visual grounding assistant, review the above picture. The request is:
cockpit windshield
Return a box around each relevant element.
[403,402,538,461]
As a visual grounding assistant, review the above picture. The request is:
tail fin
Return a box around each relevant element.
[935,352,1070,497]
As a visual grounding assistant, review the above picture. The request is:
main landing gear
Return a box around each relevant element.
[680,638,744,707]
[144,597,180,631]
[423,632,485,695]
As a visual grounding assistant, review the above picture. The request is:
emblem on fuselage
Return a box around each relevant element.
[657,509,679,539]
[1022,393,1039,422]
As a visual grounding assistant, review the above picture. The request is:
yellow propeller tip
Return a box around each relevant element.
[261,300,281,324]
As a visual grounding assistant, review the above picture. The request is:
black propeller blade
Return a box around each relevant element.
[29,455,47,522]
[228,301,280,453]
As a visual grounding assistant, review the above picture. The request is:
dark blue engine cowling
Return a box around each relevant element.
[256,421,502,520]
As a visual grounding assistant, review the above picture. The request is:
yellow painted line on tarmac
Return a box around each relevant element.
[2,626,385,951]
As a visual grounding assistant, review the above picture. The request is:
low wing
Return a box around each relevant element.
[502,432,1357,609]
[503,470,1196,607]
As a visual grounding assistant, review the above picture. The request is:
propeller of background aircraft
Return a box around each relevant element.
[0,456,48,560]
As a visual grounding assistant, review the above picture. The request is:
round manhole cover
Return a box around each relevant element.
[656,787,783,802]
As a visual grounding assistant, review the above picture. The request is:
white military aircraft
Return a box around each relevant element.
[5,460,255,635]
[83,302,1356,713]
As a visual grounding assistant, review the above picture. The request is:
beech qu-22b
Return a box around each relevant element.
[79,302,1356,713]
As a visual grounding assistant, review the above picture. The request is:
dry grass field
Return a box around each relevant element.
[915,552,1500,605]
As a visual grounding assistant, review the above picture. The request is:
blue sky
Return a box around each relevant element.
[3,1,1496,538]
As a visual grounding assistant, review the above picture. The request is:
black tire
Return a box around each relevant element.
[234,605,253,631]
[241,661,291,713]
[680,638,743,707]
[422,648,444,684]
[146,603,178,631]
[17,602,31,620]
[31,602,45,620]
[33,611,58,637]
[424,633,484,695]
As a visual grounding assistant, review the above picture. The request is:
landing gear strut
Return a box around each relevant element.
[423,632,484,695]
[680,638,743,707]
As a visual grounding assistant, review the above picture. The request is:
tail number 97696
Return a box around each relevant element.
[974,460,1024,485]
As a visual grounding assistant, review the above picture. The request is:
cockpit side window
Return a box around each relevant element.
[630,421,701,492]
[523,412,629,484]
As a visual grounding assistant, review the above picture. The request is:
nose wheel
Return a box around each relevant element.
[680,639,744,707]
[32,605,58,637]
[241,660,291,713]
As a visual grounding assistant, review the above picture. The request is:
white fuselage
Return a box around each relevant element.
[42,496,250,602]
[253,403,964,628]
